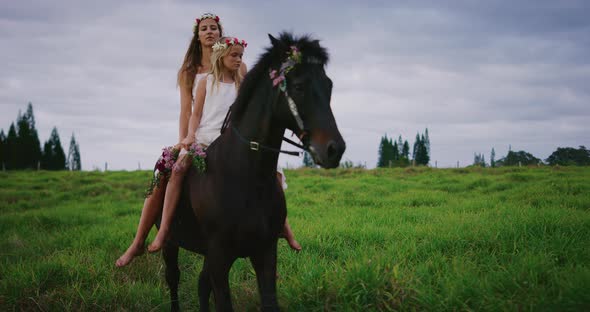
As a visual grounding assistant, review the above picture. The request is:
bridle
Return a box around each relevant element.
[222,45,313,156]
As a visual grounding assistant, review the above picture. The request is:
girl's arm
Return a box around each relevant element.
[178,82,193,143]
[181,77,207,146]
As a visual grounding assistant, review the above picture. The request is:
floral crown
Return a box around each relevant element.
[212,37,248,52]
[193,13,220,33]
[269,46,302,91]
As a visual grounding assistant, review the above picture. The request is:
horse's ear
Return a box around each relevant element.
[268,34,280,46]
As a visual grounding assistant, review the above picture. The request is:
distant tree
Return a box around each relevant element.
[302,151,314,168]
[41,127,67,170]
[473,153,486,167]
[16,103,42,169]
[392,140,400,162]
[412,132,420,162]
[496,150,540,167]
[340,159,354,168]
[67,133,82,171]
[0,130,5,170]
[378,134,396,167]
[546,146,590,166]
[402,140,410,160]
[424,128,430,156]
[414,133,429,166]
[397,136,403,154]
[6,123,18,170]
[490,147,496,168]
[377,135,387,167]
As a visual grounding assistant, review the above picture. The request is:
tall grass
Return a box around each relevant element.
[1,167,589,311]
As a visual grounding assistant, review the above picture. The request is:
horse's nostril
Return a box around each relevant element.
[327,141,337,160]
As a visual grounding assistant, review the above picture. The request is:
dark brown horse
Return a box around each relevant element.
[157,33,345,311]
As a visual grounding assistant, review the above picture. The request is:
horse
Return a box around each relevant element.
[157,32,346,311]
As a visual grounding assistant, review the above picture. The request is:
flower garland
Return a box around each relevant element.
[145,143,207,197]
[269,46,302,91]
[193,13,221,33]
[212,37,248,52]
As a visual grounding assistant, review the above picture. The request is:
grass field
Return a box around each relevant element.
[1,167,589,311]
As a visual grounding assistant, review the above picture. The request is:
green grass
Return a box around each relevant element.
[1,167,589,311]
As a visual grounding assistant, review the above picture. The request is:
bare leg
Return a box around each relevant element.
[276,171,301,252]
[148,155,190,253]
[116,177,167,267]
[282,218,301,251]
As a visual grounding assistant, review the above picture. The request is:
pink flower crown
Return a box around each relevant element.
[212,37,248,52]
[193,13,220,33]
[196,13,220,24]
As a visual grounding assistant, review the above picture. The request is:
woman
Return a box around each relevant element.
[116,13,299,267]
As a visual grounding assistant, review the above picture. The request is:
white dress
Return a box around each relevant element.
[192,73,208,99]
[194,75,237,146]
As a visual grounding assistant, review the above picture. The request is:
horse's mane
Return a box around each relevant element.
[229,32,329,124]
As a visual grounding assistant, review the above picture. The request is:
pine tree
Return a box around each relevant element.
[42,127,66,170]
[402,141,409,159]
[415,134,429,165]
[400,140,410,167]
[16,103,42,169]
[378,135,393,167]
[397,136,403,154]
[490,148,496,168]
[392,140,399,162]
[25,103,42,169]
[6,123,18,170]
[377,135,388,167]
[67,133,82,171]
[302,151,314,168]
[412,133,420,162]
[0,130,6,170]
[424,128,430,156]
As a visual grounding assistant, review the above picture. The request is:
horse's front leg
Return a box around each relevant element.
[198,259,212,312]
[162,243,181,312]
[250,240,279,312]
[207,248,236,312]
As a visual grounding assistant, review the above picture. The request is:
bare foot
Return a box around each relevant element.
[147,232,167,253]
[285,236,302,252]
[115,243,145,267]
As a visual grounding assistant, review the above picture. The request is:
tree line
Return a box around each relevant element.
[0,103,81,170]
[472,146,590,167]
[376,128,430,167]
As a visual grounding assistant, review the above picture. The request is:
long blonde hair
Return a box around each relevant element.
[209,37,244,92]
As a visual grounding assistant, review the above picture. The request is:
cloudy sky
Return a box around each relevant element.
[1,0,589,170]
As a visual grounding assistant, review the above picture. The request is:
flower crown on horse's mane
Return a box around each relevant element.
[212,37,248,52]
[193,13,220,33]
[269,46,302,91]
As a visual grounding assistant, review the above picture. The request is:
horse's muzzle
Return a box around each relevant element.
[309,135,346,169]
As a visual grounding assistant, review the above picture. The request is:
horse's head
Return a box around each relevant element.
[268,33,346,168]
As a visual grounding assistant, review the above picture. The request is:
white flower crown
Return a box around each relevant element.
[212,37,248,52]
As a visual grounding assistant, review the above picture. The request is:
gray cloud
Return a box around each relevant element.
[1,0,589,170]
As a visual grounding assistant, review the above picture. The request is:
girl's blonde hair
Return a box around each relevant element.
[209,37,245,92]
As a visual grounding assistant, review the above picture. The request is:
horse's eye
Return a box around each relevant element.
[293,83,304,93]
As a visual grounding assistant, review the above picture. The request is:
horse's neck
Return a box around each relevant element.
[227,97,284,176]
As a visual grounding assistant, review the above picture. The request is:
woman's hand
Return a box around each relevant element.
[180,135,195,149]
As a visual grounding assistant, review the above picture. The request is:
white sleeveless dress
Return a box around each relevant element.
[194,75,237,146]
[192,73,207,99]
